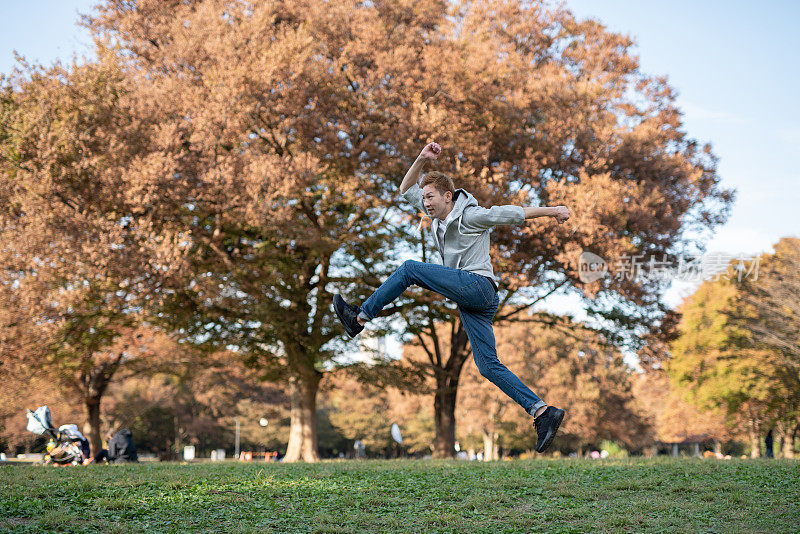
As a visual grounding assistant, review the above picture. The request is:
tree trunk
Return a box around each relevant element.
[782,424,798,459]
[174,413,182,460]
[744,404,763,458]
[84,396,103,456]
[482,430,499,461]
[283,367,322,462]
[482,398,502,461]
[749,430,761,458]
[433,371,459,458]
[81,356,122,457]
[431,321,471,458]
[781,434,794,458]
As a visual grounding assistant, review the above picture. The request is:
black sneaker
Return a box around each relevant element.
[333,294,364,338]
[534,406,565,453]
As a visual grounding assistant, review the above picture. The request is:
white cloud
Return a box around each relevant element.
[703,226,778,257]
[680,101,747,124]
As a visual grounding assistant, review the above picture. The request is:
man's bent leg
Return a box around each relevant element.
[458,307,546,415]
[358,260,473,322]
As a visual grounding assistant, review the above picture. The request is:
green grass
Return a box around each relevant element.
[0,458,797,533]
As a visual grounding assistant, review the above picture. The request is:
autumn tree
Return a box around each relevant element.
[320,365,435,457]
[79,0,474,462]
[668,246,800,457]
[4,0,732,462]
[104,350,289,456]
[457,353,518,460]
[402,319,651,457]
[633,310,734,454]
[724,237,800,456]
[321,371,394,456]
[0,54,195,453]
[3,0,438,461]
[85,0,732,460]
[367,0,734,456]
[631,370,731,454]
[0,343,289,457]
[385,388,436,457]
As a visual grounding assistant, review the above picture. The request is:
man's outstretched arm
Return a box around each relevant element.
[399,142,441,194]
[523,206,570,224]
[461,204,570,231]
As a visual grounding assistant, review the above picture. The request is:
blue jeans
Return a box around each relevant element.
[359,260,546,415]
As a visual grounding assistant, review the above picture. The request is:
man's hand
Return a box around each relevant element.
[553,206,570,224]
[419,142,441,161]
[400,142,441,194]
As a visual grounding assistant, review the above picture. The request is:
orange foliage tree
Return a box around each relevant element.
[2,0,733,461]
[0,56,192,454]
[403,320,650,456]
[368,0,733,456]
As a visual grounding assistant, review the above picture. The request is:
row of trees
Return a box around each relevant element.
[4,316,776,458]
[667,238,800,458]
[1,0,734,460]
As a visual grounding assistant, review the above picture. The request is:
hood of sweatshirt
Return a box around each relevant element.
[430,189,477,237]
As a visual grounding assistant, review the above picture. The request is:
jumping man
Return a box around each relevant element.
[334,142,569,453]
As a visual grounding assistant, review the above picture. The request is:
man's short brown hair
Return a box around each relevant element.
[420,171,456,197]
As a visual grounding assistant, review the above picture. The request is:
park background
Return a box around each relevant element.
[1,0,798,463]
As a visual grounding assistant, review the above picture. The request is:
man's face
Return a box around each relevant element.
[422,184,452,220]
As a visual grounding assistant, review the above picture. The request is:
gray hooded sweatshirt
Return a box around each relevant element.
[402,182,526,282]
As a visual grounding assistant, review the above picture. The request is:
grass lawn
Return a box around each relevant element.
[0,458,797,533]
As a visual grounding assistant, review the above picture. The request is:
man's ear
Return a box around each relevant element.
[445,191,453,203]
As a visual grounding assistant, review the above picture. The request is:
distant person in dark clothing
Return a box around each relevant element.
[765,428,774,458]
[77,436,91,460]
[91,429,139,463]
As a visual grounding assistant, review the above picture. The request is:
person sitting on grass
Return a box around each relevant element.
[89,428,139,464]
[334,142,569,453]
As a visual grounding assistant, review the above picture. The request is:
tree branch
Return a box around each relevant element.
[494,279,569,322]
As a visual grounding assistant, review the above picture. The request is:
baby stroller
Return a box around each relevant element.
[26,406,91,466]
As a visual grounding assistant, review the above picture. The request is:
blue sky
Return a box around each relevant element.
[0,1,96,70]
[2,0,798,312]
[560,0,800,308]
[566,0,800,258]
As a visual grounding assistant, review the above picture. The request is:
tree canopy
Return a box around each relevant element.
[1,0,734,460]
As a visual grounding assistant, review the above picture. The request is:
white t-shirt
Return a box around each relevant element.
[436,223,446,253]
